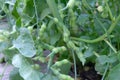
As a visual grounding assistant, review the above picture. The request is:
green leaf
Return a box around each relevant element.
[3,49,19,63]
[86,0,96,7]
[12,54,29,68]
[19,66,43,80]
[76,51,86,65]
[39,73,58,80]
[12,54,44,80]
[49,30,61,45]
[23,0,34,17]
[77,14,89,26]
[95,62,107,75]
[97,55,109,65]
[52,59,72,74]
[9,68,24,80]
[40,8,50,20]
[107,63,120,80]
[13,28,36,57]
[0,41,9,52]
[84,47,93,58]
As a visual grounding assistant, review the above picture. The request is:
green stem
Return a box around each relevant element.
[101,63,109,80]
[104,39,117,53]
[47,52,54,71]
[82,0,92,10]
[33,0,39,36]
[93,51,100,57]
[71,14,120,43]
[94,16,107,32]
[106,3,114,21]
[71,50,77,80]
[46,0,63,22]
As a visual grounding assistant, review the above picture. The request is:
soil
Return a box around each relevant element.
[69,62,102,80]
[78,63,102,80]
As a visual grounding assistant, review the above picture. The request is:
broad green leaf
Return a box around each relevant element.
[42,74,58,80]
[107,63,120,80]
[12,54,29,68]
[13,28,36,57]
[77,14,89,26]
[86,0,96,7]
[12,54,43,80]
[12,1,20,19]
[40,8,50,20]
[97,55,109,65]
[95,62,107,75]
[0,0,4,8]
[84,47,93,58]
[76,51,86,65]
[9,68,24,80]
[96,55,117,65]
[19,66,43,80]
[23,0,34,17]
[0,41,9,52]
[49,30,61,45]
[3,49,19,63]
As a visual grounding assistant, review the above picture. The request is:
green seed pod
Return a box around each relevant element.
[67,0,75,9]
[55,62,62,67]
[53,18,58,23]
[27,26,33,33]
[62,59,69,64]
[31,64,40,70]
[59,74,74,80]
[0,35,6,42]
[63,32,69,42]
[52,46,67,53]
[67,41,76,50]
[39,23,46,38]
[97,6,103,12]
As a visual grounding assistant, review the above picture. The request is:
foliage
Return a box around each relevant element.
[0,0,120,80]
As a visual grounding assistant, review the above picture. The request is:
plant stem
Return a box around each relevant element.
[33,0,39,36]
[93,51,100,57]
[72,50,77,80]
[101,63,109,80]
[47,52,54,71]
[106,2,114,21]
[71,14,120,43]
[104,39,117,53]
[46,0,63,22]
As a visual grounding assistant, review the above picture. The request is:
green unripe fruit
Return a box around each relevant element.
[39,23,46,38]
[53,18,58,23]
[97,6,103,12]
[52,46,67,53]
[0,35,6,42]
[67,0,75,8]
[67,41,76,50]
[31,64,40,70]
[63,32,69,42]
[27,26,33,33]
